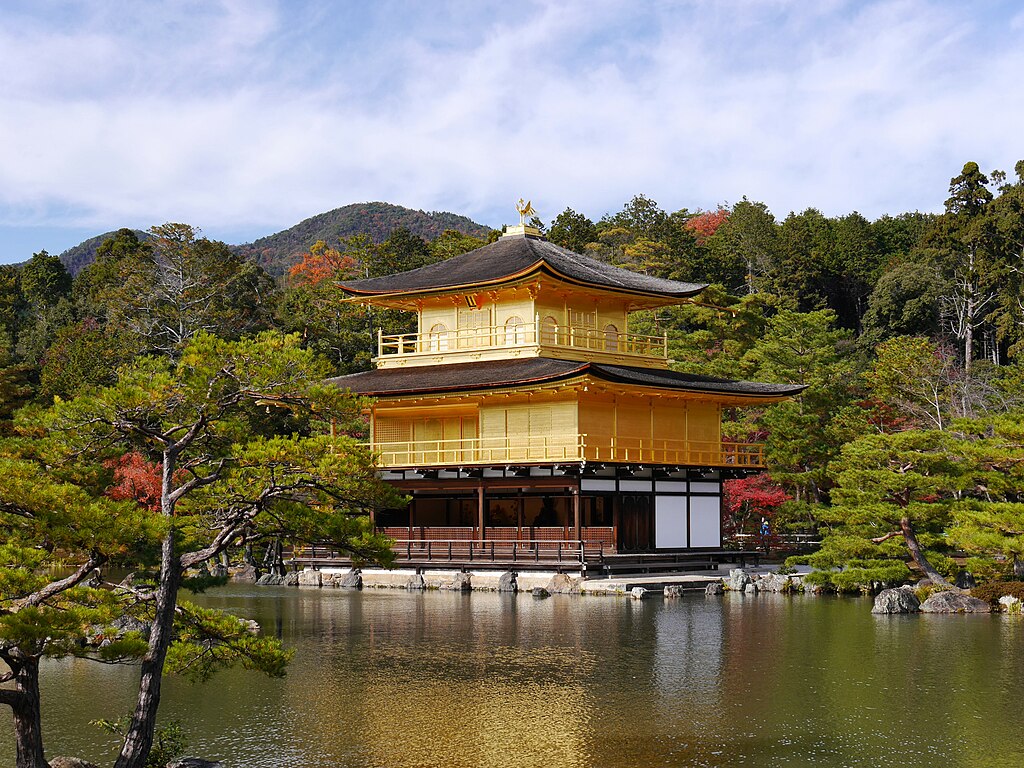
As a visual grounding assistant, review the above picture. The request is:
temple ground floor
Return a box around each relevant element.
[293,464,761,575]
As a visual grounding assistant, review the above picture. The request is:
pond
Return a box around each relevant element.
[4,587,1023,767]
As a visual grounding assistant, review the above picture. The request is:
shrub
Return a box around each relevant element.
[970,581,1024,606]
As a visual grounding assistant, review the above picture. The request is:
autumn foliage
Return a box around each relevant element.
[722,474,791,543]
[684,207,730,243]
[106,452,164,511]
[288,240,358,286]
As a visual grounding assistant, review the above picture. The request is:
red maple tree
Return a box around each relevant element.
[288,241,358,287]
[105,452,165,512]
[684,207,730,243]
[722,474,791,546]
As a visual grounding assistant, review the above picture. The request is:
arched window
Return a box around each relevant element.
[541,315,559,346]
[427,322,449,352]
[504,315,526,346]
[604,324,619,352]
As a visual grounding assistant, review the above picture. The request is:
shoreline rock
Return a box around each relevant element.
[920,590,991,613]
[872,585,920,614]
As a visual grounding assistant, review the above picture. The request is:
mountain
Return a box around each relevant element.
[57,203,493,277]
[233,202,493,276]
[58,230,148,276]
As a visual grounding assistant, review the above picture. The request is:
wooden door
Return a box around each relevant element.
[618,495,654,551]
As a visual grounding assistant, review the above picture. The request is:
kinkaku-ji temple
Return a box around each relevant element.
[323,209,803,575]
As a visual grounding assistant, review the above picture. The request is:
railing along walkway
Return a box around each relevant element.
[293,539,598,566]
[378,321,668,361]
[375,434,765,468]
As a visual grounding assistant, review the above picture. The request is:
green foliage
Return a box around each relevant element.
[862,261,944,342]
[428,229,485,260]
[19,250,72,310]
[547,208,597,253]
[94,716,187,768]
[81,223,278,357]
[970,581,1024,606]
[742,309,867,501]
[39,319,141,400]
[164,602,292,682]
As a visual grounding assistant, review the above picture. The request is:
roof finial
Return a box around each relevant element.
[515,198,537,226]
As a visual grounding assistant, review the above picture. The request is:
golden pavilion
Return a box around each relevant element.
[329,216,801,574]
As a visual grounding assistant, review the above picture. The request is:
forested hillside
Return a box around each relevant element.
[232,202,491,275]
[54,203,491,277]
[57,229,148,275]
[2,159,1024,594]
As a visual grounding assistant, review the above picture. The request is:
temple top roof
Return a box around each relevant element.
[328,357,805,400]
[339,231,707,300]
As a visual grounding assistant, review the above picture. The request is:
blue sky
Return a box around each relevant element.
[1,0,1023,264]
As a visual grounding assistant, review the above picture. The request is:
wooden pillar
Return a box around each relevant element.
[478,485,486,540]
[407,495,414,539]
[572,488,581,541]
[612,493,622,553]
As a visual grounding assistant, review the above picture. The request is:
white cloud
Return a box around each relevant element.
[0,0,1022,253]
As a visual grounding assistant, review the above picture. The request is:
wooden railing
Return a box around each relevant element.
[378,320,667,360]
[374,435,764,468]
[292,538,602,565]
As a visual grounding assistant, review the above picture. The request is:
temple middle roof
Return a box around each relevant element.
[328,357,805,400]
[338,232,707,299]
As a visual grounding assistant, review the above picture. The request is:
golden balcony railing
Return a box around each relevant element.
[377,321,668,361]
[373,435,764,469]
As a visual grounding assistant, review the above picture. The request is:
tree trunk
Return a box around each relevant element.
[900,516,953,588]
[115,450,183,768]
[0,655,47,768]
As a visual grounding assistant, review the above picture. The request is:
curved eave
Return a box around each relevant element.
[339,260,707,303]
[330,366,589,398]
[328,358,805,402]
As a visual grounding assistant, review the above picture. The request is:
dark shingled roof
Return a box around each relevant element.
[328,358,804,399]
[339,233,706,299]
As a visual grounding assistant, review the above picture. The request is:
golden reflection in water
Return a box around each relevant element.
[280,592,598,768]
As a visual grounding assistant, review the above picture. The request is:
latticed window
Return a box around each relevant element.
[458,307,489,348]
[604,324,619,351]
[427,322,449,352]
[504,315,527,345]
[374,418,412,444]
[541,315,559,345]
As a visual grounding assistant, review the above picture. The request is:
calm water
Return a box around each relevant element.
[3,587,1023,767]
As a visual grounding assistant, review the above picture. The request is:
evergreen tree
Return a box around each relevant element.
[40,332,403,768]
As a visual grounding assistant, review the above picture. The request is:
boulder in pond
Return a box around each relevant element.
[406,573,427,591]
[532,586,551,598]
[497,571,517,592]
[230,564,259,583]
[282,571,300,586]
[336,569,363,589]
[210,563,228,579]
[664,584,686,598]
[871,586,920,614]
[256,573,284,586]
[757,573,791,593]
[440,572,472,592]
[297,569,322,588]
[630,586,650,600]
[546,573,581,595]
[727,569,752,591]
[704,581,724,596]
[49,757,101,768]
[920,590,991,613]
[743,582,758,594]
